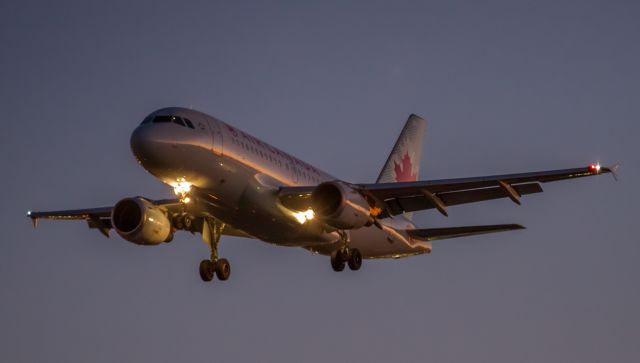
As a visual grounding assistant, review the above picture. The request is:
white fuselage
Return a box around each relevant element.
[130,107,432,258]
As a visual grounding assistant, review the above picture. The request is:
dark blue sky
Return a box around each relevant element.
[2,1,638,362]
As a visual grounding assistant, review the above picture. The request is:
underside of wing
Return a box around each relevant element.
[278,164,615,218]
[363,164,615,217]
[27,197,253,239]
[28,198,182,230]
[407,224,525,241]
[383,182,543,216]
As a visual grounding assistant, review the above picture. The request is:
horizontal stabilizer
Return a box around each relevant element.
[407,224,525,241]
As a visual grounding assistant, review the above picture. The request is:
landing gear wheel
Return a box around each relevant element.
[199,260,215,282]
[331,251,346,272]
[184,216,193,231]
[215,258,231,281]
[348,249,362,271]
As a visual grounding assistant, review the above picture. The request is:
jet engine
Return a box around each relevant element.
[111,197,172,245]
[311,181,373,230]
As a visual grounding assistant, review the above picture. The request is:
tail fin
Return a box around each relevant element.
[376,114,427,183]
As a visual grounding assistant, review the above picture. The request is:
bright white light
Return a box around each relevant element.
[293,209,315,224]
[170,177,193,204]
[170,177,192,196]
[596,163,601,172]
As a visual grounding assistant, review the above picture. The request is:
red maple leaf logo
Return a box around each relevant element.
[393,152,417,182]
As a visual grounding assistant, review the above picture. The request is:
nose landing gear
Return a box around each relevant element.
[199,217,231,283]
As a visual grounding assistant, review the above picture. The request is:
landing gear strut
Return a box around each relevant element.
[330,248,362,272]
[199,217,231,282]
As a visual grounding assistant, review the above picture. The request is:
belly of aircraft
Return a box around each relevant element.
[147,146,431,257]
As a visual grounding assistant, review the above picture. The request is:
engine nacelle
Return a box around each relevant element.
[311,181,373,230]
[111,197,172,245]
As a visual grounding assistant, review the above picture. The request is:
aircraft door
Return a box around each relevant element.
[184,113,215,154]
[190,114,223,156]
[207,117,224,155]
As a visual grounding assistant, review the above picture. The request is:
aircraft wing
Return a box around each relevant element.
[27,198,251,238]
[29,204,122,237]
[407,224,525,241]
[279,164,617,217]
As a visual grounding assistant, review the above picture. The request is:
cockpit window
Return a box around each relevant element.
[183,118,195,129]
[172,116,185,126]
[148,115,195,129]
[153,115,173,123]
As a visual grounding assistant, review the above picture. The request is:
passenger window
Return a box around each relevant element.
[183,118,195,129]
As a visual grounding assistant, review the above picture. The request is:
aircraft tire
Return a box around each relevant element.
[184,215,193,231]
[347,249,362,271]
[331,251,346,272]
[199,260,215,282]
[215,258,231,281]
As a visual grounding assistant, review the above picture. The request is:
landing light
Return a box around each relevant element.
[171,177,192,195]
[170,177,192,203]
[293,209,315,224]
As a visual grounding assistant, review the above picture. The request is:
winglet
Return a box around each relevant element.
[607,163,620,181]
[27,211,38,228]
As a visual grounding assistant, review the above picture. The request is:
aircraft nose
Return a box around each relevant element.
[130,124,172,170]
[130,125,153,163]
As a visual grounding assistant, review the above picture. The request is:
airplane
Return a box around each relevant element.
[27,108,618,282]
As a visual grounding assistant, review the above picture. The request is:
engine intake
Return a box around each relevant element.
[112,197,172,245]
[311,182,373,230]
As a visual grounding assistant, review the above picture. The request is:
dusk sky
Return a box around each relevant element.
[1,1,638,362]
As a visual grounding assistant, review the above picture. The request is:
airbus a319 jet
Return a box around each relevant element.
[28,108,617,282]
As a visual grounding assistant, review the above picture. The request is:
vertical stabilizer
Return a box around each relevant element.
[376,114,426,184]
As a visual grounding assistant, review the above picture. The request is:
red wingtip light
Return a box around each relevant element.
[588,163,601,173]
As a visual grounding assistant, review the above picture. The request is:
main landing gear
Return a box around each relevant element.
[330,248,362,272]
[199,217,231,282]
[199,258,230,282]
